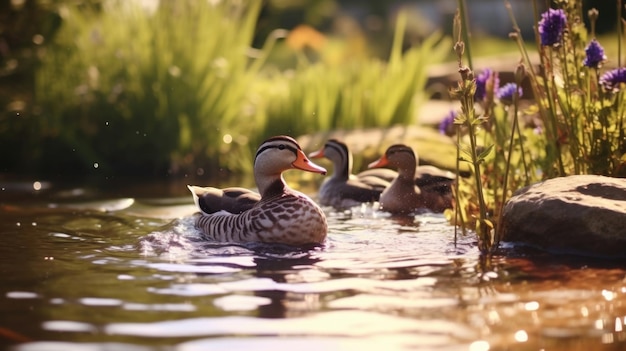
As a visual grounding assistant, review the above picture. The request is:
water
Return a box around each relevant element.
[1,180,626,351]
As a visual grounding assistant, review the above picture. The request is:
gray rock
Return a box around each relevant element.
[501,175,626,258]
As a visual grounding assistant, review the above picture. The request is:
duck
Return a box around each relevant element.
[368,144,455,214]
[308,139,391,208]
[188,135,328,246]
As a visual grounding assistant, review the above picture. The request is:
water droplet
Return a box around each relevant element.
[595,319,604,329]
[602,289,615,301]
[514,330,528,342]
[469,340,490,351]
[223,134,233,144]
[524,301,539,311]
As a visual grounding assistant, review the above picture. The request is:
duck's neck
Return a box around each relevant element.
[327,145,352,181]
[396,165,416,180]
[256,172,286,198]
[331,155,351,181]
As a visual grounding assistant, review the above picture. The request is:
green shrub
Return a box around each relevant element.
[256,13,450,139]
[448,0,626,253]
[30,1,450,178]
[34,0,264,176]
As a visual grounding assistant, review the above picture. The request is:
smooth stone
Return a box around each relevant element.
[501,175,626,258]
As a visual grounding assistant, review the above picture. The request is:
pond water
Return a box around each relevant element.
[1,179,626,351]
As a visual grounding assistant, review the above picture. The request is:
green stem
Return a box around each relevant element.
[454,125,461,243]
[457,0,473,70]
[619,0,623,67]
[508,0,564,176]
[514,99,530,185]
[495,80,525,245]
[545,47,566,176]
[463,98,489,252]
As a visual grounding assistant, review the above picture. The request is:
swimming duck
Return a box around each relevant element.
[308,139,391,208]
[368,144,455,214]
[188,135,328,245]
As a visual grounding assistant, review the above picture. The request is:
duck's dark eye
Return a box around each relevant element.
[278,144,285,150]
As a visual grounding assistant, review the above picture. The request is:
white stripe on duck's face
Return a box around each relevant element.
[254,135,326,177]
[254,136,300,174]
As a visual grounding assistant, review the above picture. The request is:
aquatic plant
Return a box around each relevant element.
[449,8,495,253]
[537,8,567,47]
[496,82,523,105]
[474,68,499,102]
[582,39,607,68]
[600,67,626,92]
[438,109,458,137]
[448,0,626,253]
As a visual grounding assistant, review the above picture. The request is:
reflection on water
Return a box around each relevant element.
[1,182,626,351]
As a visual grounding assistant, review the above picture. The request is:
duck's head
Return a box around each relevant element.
[255,135,327,176]
[308,139,352,173]
[368,144,417,172]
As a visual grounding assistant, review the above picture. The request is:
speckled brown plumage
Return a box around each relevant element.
[188,135,328,246]
[369,144,455,214]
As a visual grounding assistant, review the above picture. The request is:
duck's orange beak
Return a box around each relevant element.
[308,148,325,159]
[368,154,389,169]
[293,150,327,175]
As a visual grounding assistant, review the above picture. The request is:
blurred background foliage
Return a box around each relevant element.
[0,0,619,183]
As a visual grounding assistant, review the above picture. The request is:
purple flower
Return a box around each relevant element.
[583,39,607,68]
[439,109,458,137]
[538,8,567,46]
[496,83,523,104]
[475,69,499,102]
[599,67,626,92]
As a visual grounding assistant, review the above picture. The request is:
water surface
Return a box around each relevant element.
[1,180,626,351]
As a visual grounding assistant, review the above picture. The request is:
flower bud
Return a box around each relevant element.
[453,9,462,42]
[454,41,465,62]
[588,8,599,22]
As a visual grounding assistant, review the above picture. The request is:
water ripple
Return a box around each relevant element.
[105,310,476,339]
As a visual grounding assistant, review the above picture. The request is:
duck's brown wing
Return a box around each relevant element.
[340,178,387,203]
[356,168,398,184]
[188,186,260,214]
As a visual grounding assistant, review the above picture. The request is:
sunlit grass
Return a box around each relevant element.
[31,0,450,177]
[35,0,264,175]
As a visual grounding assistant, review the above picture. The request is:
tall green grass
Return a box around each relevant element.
[30,0,449,178]
[256,12,449,139]
[35,0,264,175]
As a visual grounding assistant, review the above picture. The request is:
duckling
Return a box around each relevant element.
[309,139,390,208]
[369,144,454,214]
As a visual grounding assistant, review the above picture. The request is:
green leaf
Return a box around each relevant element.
[477,144,495,162]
